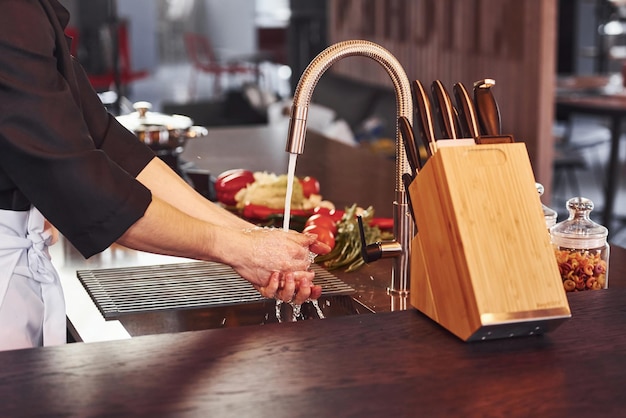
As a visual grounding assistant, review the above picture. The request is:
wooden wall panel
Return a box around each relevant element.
[326,0,557,194]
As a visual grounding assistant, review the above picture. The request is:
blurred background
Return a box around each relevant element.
[58,0,626,244]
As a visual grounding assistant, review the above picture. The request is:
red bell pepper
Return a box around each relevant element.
[242,203,314,220]
[214,169,255,206]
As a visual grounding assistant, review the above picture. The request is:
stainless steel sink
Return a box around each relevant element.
[76,261,372,337]
[112,295,373,336]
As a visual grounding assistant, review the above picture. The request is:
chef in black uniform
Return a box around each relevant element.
[0,0,328,350]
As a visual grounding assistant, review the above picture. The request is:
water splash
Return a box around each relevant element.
[275,300,283,322]
[274,299,325,322]
[275,299,301,322]
[310,299,325,319]
[291,302,302,319]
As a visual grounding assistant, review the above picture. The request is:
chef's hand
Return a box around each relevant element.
[231,228,330,301]
[258,271,323,305]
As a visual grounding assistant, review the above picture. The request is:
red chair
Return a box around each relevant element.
[183,32,258,98]
[85,21,149,93]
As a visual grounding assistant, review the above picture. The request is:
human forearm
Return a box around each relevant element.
[116,195,328,293]
[128,158,330,302]
[116,195,218,261]
[136,157,251,229]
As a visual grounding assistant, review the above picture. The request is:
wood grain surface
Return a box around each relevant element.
[0,286,625,417]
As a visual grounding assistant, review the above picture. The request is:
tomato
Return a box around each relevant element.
[214,169,255,206]
[313,206,344,223]
[302,224,335,249]
[298,176,321,198]
[304,213,337,235]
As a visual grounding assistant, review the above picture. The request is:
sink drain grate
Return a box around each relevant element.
[77,262,355,319]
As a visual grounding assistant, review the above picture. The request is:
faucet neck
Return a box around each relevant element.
[287,40,415,295]
[287,40,414,182]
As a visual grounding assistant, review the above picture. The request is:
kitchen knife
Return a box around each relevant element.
[431,80,459,140]
[402,172,417,225]
[453,82,480,139]
[398,116,421,176]
[473,78,502,136]
[412,80,436,155]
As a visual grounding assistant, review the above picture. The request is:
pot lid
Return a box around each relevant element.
[116,101,194,132]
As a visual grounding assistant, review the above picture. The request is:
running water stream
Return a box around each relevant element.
[277,152,325,321]
[282,152,298,231]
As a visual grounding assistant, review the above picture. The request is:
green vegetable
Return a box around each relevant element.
[314,204,387,272]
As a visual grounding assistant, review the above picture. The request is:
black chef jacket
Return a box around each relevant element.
[0,0,155,258]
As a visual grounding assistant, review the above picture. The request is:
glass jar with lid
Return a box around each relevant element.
[550,197,609,292]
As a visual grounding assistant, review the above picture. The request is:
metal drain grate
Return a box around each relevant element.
[77,262,355,319]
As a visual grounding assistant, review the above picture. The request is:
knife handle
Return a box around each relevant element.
[412,80,436,156]
[431,80,459,140]
[453,82,480,139]
[398,116,421,176]
[473,78,501,136]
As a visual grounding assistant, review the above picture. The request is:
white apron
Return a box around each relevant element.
[0,206,66,350]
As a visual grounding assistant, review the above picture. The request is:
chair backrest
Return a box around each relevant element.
[114,20,133,74]
[183,32,218,67]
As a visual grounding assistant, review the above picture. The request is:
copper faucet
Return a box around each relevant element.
[285,40,414,296]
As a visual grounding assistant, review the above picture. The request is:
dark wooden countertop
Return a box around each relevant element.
[2,273,626,417]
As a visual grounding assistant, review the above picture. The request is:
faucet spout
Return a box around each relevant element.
[286,40,414,296]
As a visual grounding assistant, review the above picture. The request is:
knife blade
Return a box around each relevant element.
[412,80,436,156]
[402,172,417,226]
[473,78,501,136]
[431,80,459,140]
[398,116,420,177]
[453,82,480,139]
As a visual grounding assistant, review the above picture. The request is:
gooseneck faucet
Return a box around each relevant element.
[286,40,414,295]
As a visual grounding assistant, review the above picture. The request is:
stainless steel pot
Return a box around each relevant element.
[116,101,208,155]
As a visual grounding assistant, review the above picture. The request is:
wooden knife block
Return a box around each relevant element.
[408,143,571,341]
